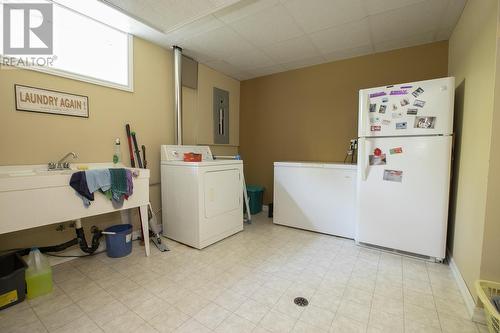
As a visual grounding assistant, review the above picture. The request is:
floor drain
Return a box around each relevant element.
[294,297,309,307]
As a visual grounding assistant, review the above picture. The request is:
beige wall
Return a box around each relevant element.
[480,2,500,285]
[447,0,499,300]
[0,37,240,250]
[240,42,449,203]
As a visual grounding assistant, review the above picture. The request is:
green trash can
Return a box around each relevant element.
[246,185,264,215]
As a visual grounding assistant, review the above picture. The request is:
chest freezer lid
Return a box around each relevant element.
[274,161,357,170]
[161,145,214,162]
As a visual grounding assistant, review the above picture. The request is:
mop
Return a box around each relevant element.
[148,203,169,252]
[125,124,168,252]
[242,173,252,224]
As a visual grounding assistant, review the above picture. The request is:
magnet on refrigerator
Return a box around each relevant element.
[414,116,436,129]
[412,87,425,97]
[396,122,407,129]
[369,154,387,166]
[383,169,403,182]
[389,147,403,155]
[414,99,426,108]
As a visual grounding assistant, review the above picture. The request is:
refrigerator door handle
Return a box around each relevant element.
[359,137,370,181]
[358,90,370,136]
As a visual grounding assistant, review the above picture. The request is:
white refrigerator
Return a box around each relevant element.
[356,77,454,260]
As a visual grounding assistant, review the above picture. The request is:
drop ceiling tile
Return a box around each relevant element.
[364,0,426,15]
[106,0,240,32]
[438,0,466,31]
[105,0,147,14]
[373,31,435,53]
[157,0,215,21]
[248,64,287,78]
[283,0,367,33]
[369,0,448,43]
[164,15,224,44]
[183,26,255,59]
[229,3,304,46]
[232,70,255,80]
[120,0,217,31]
[323,44,373,62]
[204,59,242,75]
[225,49,276,70]
[282,55,326,71]
[182,49,218,64]
[127,4,166,32]
[435,27,454,41]
[309,18,371,55]
[209,0,243,8]
[264,35,321,63]
[214,0,280,24]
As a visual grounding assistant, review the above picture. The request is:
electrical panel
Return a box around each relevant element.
[213,87,229,144]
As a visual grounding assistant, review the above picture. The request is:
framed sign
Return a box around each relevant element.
[15,84,89,118]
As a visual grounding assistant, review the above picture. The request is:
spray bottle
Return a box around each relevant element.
[113,138,122,164]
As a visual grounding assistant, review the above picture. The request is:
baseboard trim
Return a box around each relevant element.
[448,256,486,324]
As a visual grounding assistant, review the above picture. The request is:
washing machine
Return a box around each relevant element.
[160,145,243,249]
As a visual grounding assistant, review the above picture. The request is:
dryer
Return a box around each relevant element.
[160,145,243,249]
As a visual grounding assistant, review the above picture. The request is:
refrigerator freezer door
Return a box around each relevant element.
[356,135,452,259]
[359,77,455,137]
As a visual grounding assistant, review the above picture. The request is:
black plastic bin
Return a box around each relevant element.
[0,253,27,311]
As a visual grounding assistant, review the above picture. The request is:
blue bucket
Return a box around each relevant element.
[104,224,133,258]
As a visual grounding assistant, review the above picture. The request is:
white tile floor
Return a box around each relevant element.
[1,213,488,333]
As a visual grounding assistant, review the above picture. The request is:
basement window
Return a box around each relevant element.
[0,1,133,91]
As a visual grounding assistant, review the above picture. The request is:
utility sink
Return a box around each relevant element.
[3,168,74,178]
[0,163,140,191]
[7,170,37,177]
[0,163,121,177]
[0,163,151,256]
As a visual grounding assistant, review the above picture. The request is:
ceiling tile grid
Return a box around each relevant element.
[103,0,467,80]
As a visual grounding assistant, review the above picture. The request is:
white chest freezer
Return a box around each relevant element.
[273,162,357,238]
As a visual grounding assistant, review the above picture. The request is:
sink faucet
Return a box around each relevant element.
[48,152,78,170]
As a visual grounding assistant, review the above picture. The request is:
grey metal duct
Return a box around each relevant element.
[173,46,183,145]
[182,55,198,89]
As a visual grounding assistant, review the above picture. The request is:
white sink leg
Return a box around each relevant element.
[140,204,150,256]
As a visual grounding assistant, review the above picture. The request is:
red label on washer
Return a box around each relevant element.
[371,125,381,132]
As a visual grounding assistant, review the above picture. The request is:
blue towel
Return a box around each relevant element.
[85,169,111,193]
[69,171,93,207]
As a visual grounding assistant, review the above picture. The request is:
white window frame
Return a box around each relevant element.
[18,34,134,92]
[0,3,134,92]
